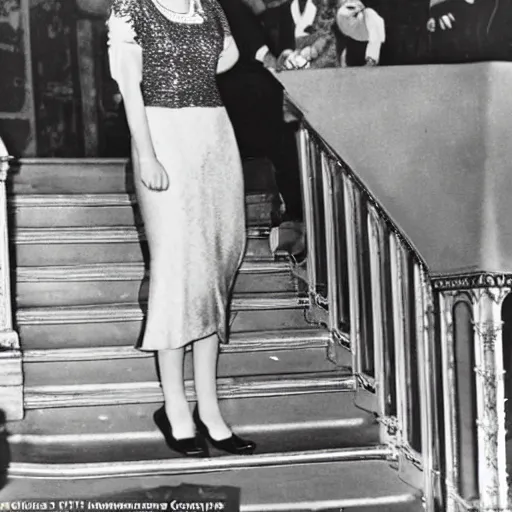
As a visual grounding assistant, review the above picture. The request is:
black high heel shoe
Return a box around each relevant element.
[193,406,256,455]
[154,406,209,458]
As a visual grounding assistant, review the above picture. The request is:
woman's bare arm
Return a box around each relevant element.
[216,36,240,73]
[108,39,169,190]
[109,45,155,161]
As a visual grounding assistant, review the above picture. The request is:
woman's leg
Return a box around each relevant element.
[158,348,195,439]
[193,333,232,440]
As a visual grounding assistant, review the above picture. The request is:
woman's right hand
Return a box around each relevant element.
[139,157,170,191]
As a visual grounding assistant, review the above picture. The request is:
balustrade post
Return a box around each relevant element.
[0,137,23,421]
[435,276,510,512]
[437,290,459,512]
[471,286,508,511]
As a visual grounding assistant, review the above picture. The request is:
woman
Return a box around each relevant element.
[107,0,256,457]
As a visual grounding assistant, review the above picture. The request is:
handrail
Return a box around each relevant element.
[278,66,510,512]
[0,136,22,421]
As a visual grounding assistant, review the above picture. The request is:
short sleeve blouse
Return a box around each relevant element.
[107,0,229,108]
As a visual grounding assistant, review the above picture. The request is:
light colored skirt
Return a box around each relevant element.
[133,106,246,351]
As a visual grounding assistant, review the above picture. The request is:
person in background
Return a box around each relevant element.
[427,0,512,63]
[216,0,306,257]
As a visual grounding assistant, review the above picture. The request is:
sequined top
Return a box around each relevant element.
[109,0,231,108]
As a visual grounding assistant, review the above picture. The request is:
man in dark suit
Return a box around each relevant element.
[427,0,512,63]
[216,0,305,252]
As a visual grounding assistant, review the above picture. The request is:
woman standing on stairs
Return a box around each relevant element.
[107,0,256,457]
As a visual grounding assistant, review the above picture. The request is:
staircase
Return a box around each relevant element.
[1,158,423,511]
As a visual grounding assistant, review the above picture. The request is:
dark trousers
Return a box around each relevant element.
[217,64,303,221]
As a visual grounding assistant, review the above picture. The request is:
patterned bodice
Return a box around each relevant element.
[110,0,229,108]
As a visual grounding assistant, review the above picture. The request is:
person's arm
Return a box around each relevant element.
[217,36,240,73]
[211,0,240,73]
[107,11,168,191]
[216,0,272,62]
[427,0,475,32]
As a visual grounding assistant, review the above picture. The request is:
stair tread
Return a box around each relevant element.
[23,371,354,409]
[10,393,378,461]
[23,345,338,386]
[22,328,330,361]
[13,225,269,242]
[18,309,315,349]
[8,391,365,435]
[8,446,388,476]
[24,371,352,393]
[16,260,291,281]
[10,157,278,196]
[10,426,381,464]
[12,226,284,266]
[1,458,421,511]
[16,294,308,325]
[16,157,127,164]
[10,192,273,206]
[9,192,275,229]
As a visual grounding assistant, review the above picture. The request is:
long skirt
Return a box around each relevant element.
[133,105,246,351]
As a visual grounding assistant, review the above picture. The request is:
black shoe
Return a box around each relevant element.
[193,406,256,455]
[154,406,209,458]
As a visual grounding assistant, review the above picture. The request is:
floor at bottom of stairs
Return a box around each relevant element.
[0,459,423,511]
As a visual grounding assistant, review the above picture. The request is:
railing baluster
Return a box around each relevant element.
[320,152,339,335]
[297,127,317,295]
[343,174,360,371]
[439,290,459,512]
[359,198,375,380]
[331,165,350,334]
[403,251,422,456]
[309,139,328,301]
[414,263,434,510]
[390,232,407,447]
[379,223,397,419]
[367,205,385,409]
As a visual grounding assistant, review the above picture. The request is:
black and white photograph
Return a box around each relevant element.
[0,0,512,509]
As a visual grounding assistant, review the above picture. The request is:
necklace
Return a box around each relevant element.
[153,0,204,21]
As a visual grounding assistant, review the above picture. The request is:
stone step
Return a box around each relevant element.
[9,157,280,196]
[9,192,274,228]
[10,436,384,466]
[9,389,367,439]
[15,261,296,307]
[2,456,422,512]
[18,310,315,351]
[22,329,340,386]
[9,390,378,464]
[12,226,278,266]
[16,294,312,350]
[22,370,354,409]
[9,159,132,195]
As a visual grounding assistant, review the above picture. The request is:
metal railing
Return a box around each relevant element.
[294,112,509,512]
